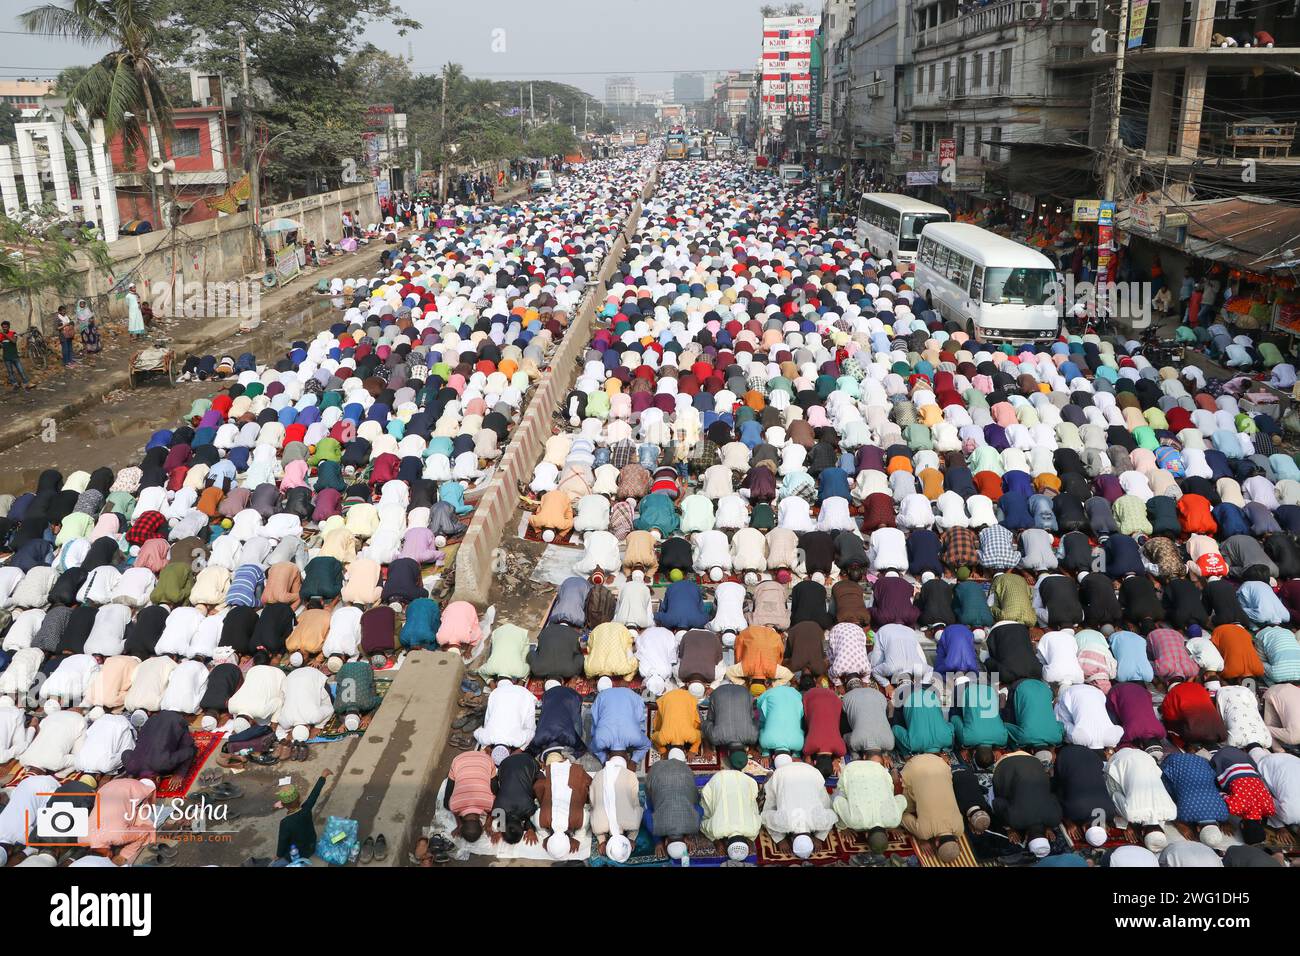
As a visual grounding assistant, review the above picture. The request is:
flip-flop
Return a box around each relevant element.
[460,678,483,695]
[358,836,375,865]
[208,782,243,801]
[373,834,388,862]
[249,752,279,766]
[152,842,179,859]
[448,732,474,750]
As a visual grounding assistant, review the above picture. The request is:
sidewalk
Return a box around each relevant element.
[0,180,534,454]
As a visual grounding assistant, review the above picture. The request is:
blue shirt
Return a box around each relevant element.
[590,687,652,763]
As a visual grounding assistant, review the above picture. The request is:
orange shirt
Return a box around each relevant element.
[736,626,785,679]
[1211,624,1265,679]
[651,687,702,752]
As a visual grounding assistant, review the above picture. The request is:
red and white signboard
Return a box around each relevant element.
[938,138,957,165]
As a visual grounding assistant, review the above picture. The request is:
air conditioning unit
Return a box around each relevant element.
[1020,1,1040,17]
[873,69,882,82]
[1072,0,1097,18]
[1051,1,1070,17]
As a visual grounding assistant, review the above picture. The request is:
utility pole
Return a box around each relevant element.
[440,69,448,201]
[238,31,257,223]
[529,83,534,125]
[1102,0,1130,202]
[519,85,525,137]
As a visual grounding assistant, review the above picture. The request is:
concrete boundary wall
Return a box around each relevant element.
[451,166,660,607]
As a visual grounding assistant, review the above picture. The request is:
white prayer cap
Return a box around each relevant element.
[498,677,513,687]
[201,715,218,732]
[343,714,362,732]
[1199,824,1223,848]
[596,676,614,692]
[327,656,344,674]
[727,840,749,862]
[645,675,668,697]
[666,840,688,860]
[606,834,632,862]
[87,706,105,722]
[231,716,251,734]
[773,753,793,769]
[545,831,570,860]
[43,699,61,715]
[688,681,705,699]
[668,747,686,763]
[1144,829,1168,852]
[1028,837,1051,858]
[544,679,561,691]
[292,725,310,742]
[792,834,814,859]
[0,696,14,708]
[289,652,304,667]
[1085,826,1108,847]
[491,745,511,765]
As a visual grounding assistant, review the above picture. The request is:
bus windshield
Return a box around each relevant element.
[982,267,1056,305]
[898,213,949,251]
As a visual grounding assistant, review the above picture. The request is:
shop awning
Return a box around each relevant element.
[1177,197,1300,272]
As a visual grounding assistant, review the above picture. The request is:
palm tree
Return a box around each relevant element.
[21,0,174,222]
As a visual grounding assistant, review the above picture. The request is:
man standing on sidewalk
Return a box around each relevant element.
[0,321,34,390]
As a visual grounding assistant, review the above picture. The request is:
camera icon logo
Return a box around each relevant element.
[35,801,91,841]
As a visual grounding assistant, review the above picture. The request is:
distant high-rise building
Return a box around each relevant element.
[673,72,706,104]
[604,75,638,108]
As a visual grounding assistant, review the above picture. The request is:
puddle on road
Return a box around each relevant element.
[0,296,341,495]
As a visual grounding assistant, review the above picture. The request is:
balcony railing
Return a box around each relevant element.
[915,0,1098,49]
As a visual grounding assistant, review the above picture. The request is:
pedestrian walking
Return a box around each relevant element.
[126,282,146,338]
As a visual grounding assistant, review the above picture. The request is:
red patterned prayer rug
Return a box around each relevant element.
[155,731,224,799]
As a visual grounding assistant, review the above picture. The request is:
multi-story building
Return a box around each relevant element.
[710,71,757,139]
[1060,0,1300,204]
[895,0,1098,202]
[673,73,707,104]
[0,79,61,118]
[604,75,638,109]
[843,0,909,179]
[820,0,856,164]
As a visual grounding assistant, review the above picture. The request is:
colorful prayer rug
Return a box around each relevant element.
[312,677,394,740]
[155,731,224,799]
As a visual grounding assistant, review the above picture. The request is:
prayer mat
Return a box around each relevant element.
[526,675,643,699]
[520,520,579,548]
[0,762,32,788]
[837,826,916,859]
[911,833,986,868]
[155,731,224,799]
[1264,826,1299,856]
[311,677,394,740]
[756,827,849,866]
[643,740,723,774]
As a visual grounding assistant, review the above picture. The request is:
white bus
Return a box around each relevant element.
[854,193,950,265]
[913,222,1062,342]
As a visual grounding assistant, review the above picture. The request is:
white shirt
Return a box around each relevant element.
[227,665,286,723]
[0,702,34,761]
[278,667,334,729]
[1252,748,1300,826]
[0,775,59,844]
[1055,683,1123,750]
[635,627,678,681]
[868,528,909,573]
[472,680,536,749]
[84,603,132,657]
[74,714,136,774]
[159,659,209,714]
[20,710,86,772]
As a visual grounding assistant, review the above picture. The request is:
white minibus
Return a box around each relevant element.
[854,193,950,265]
[913,222,1062,342]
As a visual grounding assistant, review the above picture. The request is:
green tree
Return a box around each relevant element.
[0,104,18,145]
[0,209,112,331]
[22,1,175,163]
[164,0,420,199]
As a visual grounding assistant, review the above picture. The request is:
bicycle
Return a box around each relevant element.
[23,326,51,369]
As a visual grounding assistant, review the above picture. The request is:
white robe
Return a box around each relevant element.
[1055,683,1123,750]
[227,665,286,723]
[277,667,334,729]
[19,710,86,772]
[159,659,209,714]
[74,714,137,774]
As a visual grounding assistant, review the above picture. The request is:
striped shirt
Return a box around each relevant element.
[447,750,496,817]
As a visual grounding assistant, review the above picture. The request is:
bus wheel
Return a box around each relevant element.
[925,290,933,311]
[966,319,977,338]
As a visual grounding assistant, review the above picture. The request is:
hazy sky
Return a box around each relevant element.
[1,0,779,98]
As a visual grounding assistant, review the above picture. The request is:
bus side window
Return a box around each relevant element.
[969,266,983,300]
[934,246,951,275]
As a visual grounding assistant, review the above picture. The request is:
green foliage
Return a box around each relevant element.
[22,0,175,159]
[0,104,17,145]
[0,208,113,330]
